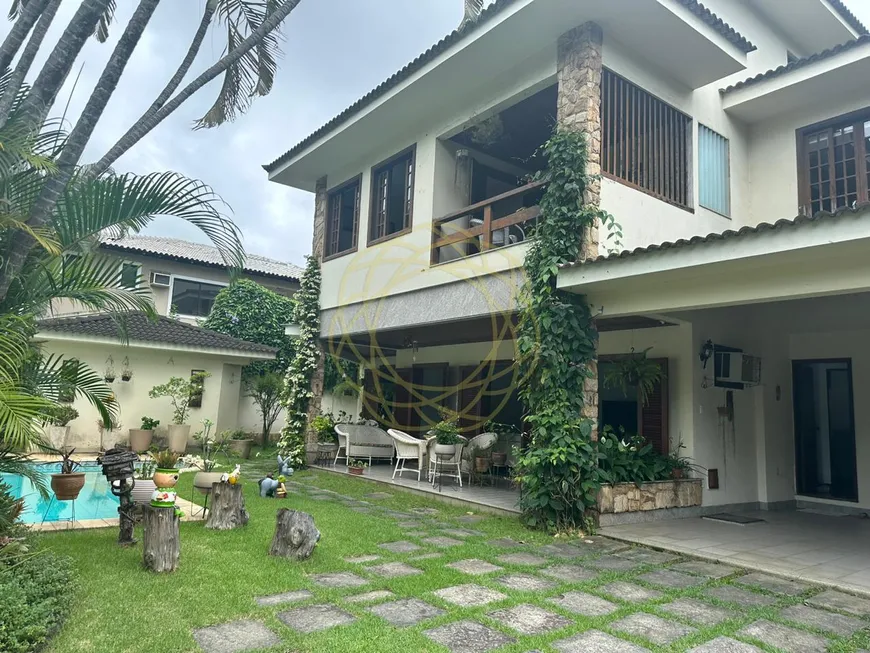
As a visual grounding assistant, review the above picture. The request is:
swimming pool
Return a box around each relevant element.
[4,462,120,523]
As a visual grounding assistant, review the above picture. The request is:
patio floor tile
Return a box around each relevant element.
[736,573,812,596]
[488,604,572,635]
[658,598,736,626]
[671,561,738,579]
[497,552,548,566]
[424,620,516,653]
[193,620,280,653]
[779,604,866,637]
[433,584,508,607]
[552,629,650,652]
[254,590,313,607]
[737,620,830,653]
[687,636,764,652]
[807,589,870,617]
[638,569,706,589]
[600,581,663,602]
[496,574,558,592]
[447,559,504,575]
[704,585,777,608]
[378,540,421,553]
[368,598,445,627]
[540,564,598,583]
[611,612,697,645]
[548,590,618,616]
[366,561,423,578]
[309,572,368,588]
[277,604,356,634]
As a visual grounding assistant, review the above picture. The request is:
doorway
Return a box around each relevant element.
[792,359,858,502]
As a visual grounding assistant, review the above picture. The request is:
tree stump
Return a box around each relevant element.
[269,509,320,560]
[142,505,179,573]
[205,482,249,530]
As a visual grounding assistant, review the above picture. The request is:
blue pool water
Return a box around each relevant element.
[4,462,120,523]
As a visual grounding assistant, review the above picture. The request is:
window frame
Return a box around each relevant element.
[796,107,870,217]
[698,124,731,219]
[118,260,141,289]
[166,275,228,319]
[367,145,416,246]
[323,174,362,262]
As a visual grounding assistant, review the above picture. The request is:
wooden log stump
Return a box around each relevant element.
[269,509,320,560]
[205,482,249,530]
[142,505,179,573]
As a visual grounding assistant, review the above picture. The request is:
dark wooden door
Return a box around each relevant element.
[826,368,858,501]
[639,359,669,455]
[792,363,818,495]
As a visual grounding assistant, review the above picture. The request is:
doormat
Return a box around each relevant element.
[703,513,765,525]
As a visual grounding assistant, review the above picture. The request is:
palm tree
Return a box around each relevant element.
[462,0,485,28]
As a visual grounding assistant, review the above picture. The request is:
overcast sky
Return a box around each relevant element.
[2,0,869,267]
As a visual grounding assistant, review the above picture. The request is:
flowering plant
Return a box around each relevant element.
[190,418,222,471]
[180,454,219,473]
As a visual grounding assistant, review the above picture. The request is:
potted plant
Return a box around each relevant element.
[128,416,159,453]
[45,405,78,450]
[187,419,223,494]
[603,348,664,407]
[348,459,367,476]
[432,415,462,457]
[50,448,86,500]
[226,428,253,459]
[97,419,121,451]
[313,413,337,454]
[121,358,133,382]
[152,450,180,488]
[149,372,210,453]
[104,356,116,383]
[667,441,704,480]
[132,459,157,504]
[484,421,517,466]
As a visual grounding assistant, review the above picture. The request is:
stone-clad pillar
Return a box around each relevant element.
[556,22,603,438]
[305,176,328,463]
[311,176,328,262]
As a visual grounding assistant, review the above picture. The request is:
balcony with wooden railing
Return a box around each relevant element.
[430,180,547,265]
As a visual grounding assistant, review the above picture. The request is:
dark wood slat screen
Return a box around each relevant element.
[639,359,669,455]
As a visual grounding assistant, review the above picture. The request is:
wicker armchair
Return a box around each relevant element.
[386,429,429,482]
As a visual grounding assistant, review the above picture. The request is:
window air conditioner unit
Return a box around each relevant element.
[149,272,171,288]
[714,351,761,388]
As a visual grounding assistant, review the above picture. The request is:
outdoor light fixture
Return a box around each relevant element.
[97,447,139,546]
[284,322,301,338]
[699,340,714,368]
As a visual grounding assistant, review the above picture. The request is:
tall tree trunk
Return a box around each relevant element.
[0,0,50,73]
[0,0,159,302]
[0,0,62,128]
[90,0,300,175]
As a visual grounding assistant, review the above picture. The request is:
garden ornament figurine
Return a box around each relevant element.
[258,474,281,498]
[221,464,241,484]
[277,454,294,477]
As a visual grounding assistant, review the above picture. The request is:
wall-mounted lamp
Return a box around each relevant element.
[699,340,714,369]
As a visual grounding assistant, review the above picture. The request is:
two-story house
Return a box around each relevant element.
[265,0,870,518]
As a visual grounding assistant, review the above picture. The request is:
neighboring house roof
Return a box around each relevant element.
[37,312,278,356]
[263,0,753,173]
[561,203,870,268]
[100,235,303,282]
[829,0,868,35]
[721,34,870,94]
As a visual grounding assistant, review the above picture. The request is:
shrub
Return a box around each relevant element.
[597,427,672,485]
[46,405,79,426]
[140,416,159,430]
[311,413,336,444]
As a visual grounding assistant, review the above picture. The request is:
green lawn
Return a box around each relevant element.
[40,463,870,653]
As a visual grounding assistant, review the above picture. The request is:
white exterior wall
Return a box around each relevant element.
[236,390,359,438]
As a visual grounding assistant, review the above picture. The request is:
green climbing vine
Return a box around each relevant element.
[515,129,620,532]
[279,255,321,468]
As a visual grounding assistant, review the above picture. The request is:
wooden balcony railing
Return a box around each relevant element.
[430,180,547,264]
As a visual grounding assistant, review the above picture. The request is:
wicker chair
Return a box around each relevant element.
[334,424,394,466]
[386,429,429,482]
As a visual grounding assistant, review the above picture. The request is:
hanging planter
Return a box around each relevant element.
[603,347,664,406]
[121,357,133,382]
[104,355,116,383]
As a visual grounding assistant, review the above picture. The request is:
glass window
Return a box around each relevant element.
[698,125,731,217]
[370,148,415,242]
[119,263,140,289]
[171,278,223,317]
[326,177,360,257]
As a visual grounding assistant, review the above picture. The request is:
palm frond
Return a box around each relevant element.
[7,0,27,20]
[0,447,48,499]
[0,314,34,384]
[35,354,115,430]
[462,0,484,25]
[93,0,116,42]
[0,383,53,450]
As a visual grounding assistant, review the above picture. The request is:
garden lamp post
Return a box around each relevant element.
[97,447,139,546]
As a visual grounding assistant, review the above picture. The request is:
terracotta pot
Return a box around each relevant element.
[228,439,253,459]
[349,466,364,476]
[474,457,490,473]
[193,471,224,495]
[671,468,685,480]
[434,443,456,457]
[153,468,179,488]
[50,473,86,501]
[131,479,156,504]
[167,424,190,453]
[491,452,507,466]
[128,428,153,453]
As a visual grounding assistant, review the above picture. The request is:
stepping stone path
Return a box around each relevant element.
[378,540,421,553]
[704,585,777,608]
[423,536,464,548]
[659,598,736,626]
[611,612,697,645]
[344,590,395,603]
[487,537,524,548]
[254,589,312,607]
[434,584,508,607]
[411,552,444,561]
[638,569,706,589]
[397,521,424,529]
[367,561,423,578]
[411,507,440,515]
[309,572,368,588]
[364,492,393,499]
[573,536,630,554]
[779,604,866,637]
[456,514,485,523]
[497,552,548,566]
[441,528,485,538]
[424,620,516,653]
[553,629,650,652]
[587,554,642,571]
[688,637,764,652]
[368,598,445,627]
[193,620,280,653]
[344,555,380,564]
[540,564,598,583]
[617,548,681,565]
[549,590,618,616]
[807,589,870,616]
[736,572,811,596]
[601,581,663,602]
[488,603,572,635]
[537,543,586,559]
[737,619,830,652]
[277,604,356,634]
[496,574,558,592]
[672,561,737,579]
[447,559,503,575]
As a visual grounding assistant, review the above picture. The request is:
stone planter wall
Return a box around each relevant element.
[597,479,702,515]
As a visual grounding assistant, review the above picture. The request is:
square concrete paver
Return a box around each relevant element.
[277,604,356,634]
[496,574,558,592]
[738,620,830,653]
[537,543,586,559]
[424,620,516,653]
[447,559,504,575]
[548,590,618,616]
[601,581,663,602]
[488,604,572,635]
[367,561,423,578]
[368,598,445,627]
[552,629,650,653]
[344,590,395,603]
[441,528,485,538]
[193,620,280,653]
[344,555,380,564]
[688,636,764,652]
[571,536,630,554]
[659,598,736,626]
[540,564,598,583]
[638,569,706,589]
[422,536,464,548]
[736,573,811,596]
[704,585,777,608]
[254,589,313,607]
[497,552,548,566]
[488,537,524,548]
[378,540,422,554]
[309,572,368,588]
[779,604,866,637]
[398,520,424,529]
[434,584,508,607]
[612,612,697,645]
[617,548,681,565]
[672,561,738,579]
[807,589,870,617]
[587,555,642,572]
